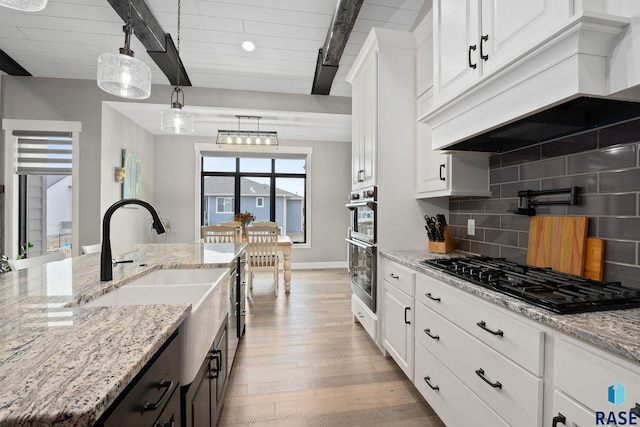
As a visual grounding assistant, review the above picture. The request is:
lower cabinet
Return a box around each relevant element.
[382,281,414,379]
[351,294,377,341]
[182,315,229,427]
[98,330,181,427]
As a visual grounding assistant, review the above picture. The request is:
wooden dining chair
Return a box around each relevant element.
[201,225,238,243]
[7,251,66,271]
[245,225,279,296]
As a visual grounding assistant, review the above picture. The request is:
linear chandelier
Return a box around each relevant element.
[216,115,278,146]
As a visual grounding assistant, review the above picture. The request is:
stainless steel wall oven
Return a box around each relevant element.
[346,186,377,312]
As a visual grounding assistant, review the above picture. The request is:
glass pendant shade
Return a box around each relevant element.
[97,52,151,100]
[160,107,194,134]
[0,0,47,11]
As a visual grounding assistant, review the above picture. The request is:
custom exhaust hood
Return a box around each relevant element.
[421,12,640,153]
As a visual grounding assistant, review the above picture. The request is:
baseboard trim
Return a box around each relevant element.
[291,261,348,270]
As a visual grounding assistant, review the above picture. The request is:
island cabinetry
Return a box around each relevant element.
[382,258,415,379]
[552,336,640,425]
[413,271,544,427]
[182,316,229,427]
[99,330,181,427]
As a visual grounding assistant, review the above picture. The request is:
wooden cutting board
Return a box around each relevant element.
[526,216,589,276]
[584,238,605,281]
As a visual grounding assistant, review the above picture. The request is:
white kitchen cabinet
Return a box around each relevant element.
[382,258,415,379]
[415,119,491,198]
[383,280,414,379]
[349,48,377,190]
[351,294,377,342]
[553,336,640,425]
[433,0,571,104]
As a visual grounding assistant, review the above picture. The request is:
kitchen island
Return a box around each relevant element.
[0,242,245,427]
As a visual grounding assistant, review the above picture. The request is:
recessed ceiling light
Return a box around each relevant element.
[242,41,255,52]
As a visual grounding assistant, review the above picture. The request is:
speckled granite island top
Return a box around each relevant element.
[382,249,640,365]
[0,242,245,427]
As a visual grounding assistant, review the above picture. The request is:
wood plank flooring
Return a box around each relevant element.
[218,269,445,426]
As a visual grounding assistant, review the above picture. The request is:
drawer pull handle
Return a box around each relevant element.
[475,368,502,389]
[389,273,400,279]
[424,328,439,340]
[552,413,566,427]
[476,320,504,337]
[404,307,411,325]
[480,34,489,61]
[425,293,441,302]
[142,379,174,413]
[210,349,222,379]
[424,376,440,391]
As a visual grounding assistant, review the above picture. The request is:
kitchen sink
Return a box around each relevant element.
[84,268,230,385]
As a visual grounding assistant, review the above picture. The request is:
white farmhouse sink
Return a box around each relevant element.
[85,268,230,385]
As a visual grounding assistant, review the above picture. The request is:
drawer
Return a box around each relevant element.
[414,342,508,427]
[415,271,544,375]
[555,336,640,414]
[103,331,181,427]
[352,294,377,341]
[382,258,415,296]
[552,389,607,427]
[414,302,543,427]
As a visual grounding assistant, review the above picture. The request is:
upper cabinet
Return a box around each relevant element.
[433,0,571,104]
[350,51,378,190]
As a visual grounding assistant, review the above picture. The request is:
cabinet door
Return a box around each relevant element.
[434,0,481,101]
[188,367,210,427]
[351,51,377,190]
[480,0,571,76]
[382,283,414,379]
[416,120,450,194]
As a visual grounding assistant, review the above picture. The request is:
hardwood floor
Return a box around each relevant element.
[218,269,445,426]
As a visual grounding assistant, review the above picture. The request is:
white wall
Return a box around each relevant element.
[100,105,156,248]
[153,136,351,264]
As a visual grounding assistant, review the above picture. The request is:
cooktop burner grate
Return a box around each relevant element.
[420,256,640,314]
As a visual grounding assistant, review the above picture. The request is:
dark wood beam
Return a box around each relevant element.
[0,50,31,76]
[106,0,191,86]
[311,0,364,95]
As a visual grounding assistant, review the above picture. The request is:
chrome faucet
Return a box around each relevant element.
[100,198,166,281]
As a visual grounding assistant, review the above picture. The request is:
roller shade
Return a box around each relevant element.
[14,130,73,175]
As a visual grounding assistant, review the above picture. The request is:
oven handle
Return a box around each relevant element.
[346,238,376,250]
[345,201,376,210]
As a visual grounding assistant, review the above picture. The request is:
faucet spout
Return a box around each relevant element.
[100,198,166,281]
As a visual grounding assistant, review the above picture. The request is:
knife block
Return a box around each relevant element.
[428,225,455,254]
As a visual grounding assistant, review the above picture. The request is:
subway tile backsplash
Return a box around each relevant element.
[449,119,640,289]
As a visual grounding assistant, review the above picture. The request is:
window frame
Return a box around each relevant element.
[256,197,264,208]
[215,197,234,213]
[195,144,312,248]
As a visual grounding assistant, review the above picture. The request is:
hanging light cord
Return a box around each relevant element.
[121,0,134,56]
[175,0,181,90]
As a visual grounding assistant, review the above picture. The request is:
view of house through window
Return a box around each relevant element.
[16,131,73,257]
[202,155,307,243]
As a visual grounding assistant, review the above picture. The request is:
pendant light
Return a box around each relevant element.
[97,0,151,99]
[0,0,47,11]
[160,0,194,134]
[216,116,279,147]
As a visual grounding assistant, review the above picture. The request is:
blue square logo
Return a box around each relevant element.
[608,382,625,406]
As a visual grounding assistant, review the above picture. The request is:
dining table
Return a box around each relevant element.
[277,235,293,293]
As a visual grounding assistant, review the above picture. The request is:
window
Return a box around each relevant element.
[216,197,234,213]
[202,155,307,244]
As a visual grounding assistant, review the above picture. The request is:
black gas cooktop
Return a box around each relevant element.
[421,256,640,314]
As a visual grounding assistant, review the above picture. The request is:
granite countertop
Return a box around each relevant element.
[381,249,640,365]
[0,242,245,427]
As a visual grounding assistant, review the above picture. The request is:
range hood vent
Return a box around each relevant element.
[446,97,640,153]
[422,12,635,154]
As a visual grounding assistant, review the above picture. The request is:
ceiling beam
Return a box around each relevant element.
[0,50,31,76]
[106,0,191,86]
[311,0,363,95]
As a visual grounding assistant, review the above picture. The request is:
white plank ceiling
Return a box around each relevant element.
[0,0,426,139]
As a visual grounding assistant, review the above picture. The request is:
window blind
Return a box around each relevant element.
[14,130,73,175]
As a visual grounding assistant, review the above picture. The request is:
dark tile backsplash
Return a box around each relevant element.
[450,119,640,289]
